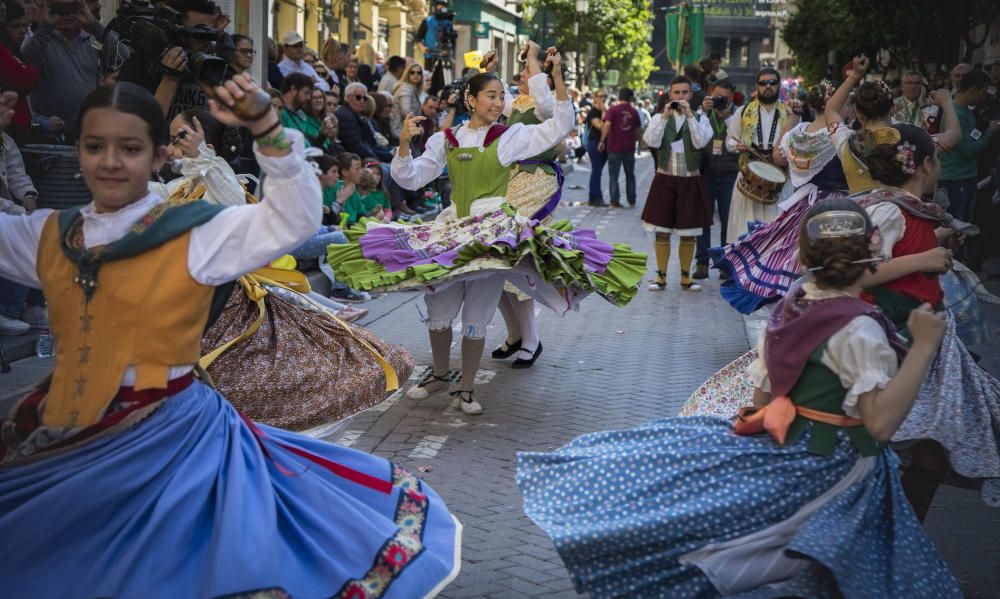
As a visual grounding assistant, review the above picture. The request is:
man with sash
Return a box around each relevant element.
[724,67,789,243]
[640,75,714,292]
[892,71,933,130]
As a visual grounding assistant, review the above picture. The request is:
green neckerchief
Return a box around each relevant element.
[58,199,225,302]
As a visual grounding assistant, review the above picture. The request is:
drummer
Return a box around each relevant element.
[640,75,715,292]
[724,67,792,243]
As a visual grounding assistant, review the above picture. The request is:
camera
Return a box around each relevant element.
[50,1,83,16]
[440,76,466,107]
[104,0,229,86]
[711,95,730,110]
[670,101,680,111]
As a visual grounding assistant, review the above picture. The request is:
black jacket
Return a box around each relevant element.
[335,105,393,162]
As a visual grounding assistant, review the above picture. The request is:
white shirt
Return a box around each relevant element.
[867,201,907,260]
[501,73,554,120]
[0,129,321,290]
[149,144,247,208]
[278,56,331,92]
[642,112,713,150]
[377,72,398,94]
[391,99,575,193]
[748,282,899,417]
[725,103,780,153]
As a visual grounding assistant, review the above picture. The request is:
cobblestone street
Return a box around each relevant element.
[326,155,1000,598]
[1,154,997,598]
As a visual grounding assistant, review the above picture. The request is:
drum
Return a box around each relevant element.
[737,160,787,205]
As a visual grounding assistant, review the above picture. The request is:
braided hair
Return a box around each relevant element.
[798,197,877,288]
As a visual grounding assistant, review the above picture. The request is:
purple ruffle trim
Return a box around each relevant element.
[550,228,614,274]
[358,223,522,273]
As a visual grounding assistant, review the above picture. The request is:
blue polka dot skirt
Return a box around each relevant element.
[516,416,961,598]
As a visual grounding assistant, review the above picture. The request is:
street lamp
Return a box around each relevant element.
[575,0,589,88]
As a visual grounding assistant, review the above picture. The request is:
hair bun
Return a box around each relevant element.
[872,126,901,145]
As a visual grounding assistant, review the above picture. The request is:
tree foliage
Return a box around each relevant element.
[521,0,654,90]
[782,0,996,82]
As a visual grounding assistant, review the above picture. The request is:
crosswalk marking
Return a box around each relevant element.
[408,434,449,459]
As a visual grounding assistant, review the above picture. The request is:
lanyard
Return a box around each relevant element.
[710,111,725,138]
[756,106,779,150]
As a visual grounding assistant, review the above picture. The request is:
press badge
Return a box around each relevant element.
[712,139,724,155]
[971,129,982,140]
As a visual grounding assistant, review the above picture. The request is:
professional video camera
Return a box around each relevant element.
[103,0,229,86]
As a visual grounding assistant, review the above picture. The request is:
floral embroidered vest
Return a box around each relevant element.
[36,214,214,427]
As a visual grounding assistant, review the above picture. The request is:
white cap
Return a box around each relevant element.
[282,31,304,46]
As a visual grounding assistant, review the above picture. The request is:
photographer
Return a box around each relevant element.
[693,78,738,279]
[23,0,123,129]
[115,0,220,121]
[416,0,454,70]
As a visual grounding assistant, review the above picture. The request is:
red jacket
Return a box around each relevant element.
[0,43,40,137]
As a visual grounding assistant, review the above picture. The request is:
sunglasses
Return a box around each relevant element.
[352,94,366,101]
[288,42,305,48]
[409,70,423,76]
[757,79,780,87]
[236,48,257,56]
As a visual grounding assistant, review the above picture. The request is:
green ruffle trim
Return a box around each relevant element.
[328,217,646,307]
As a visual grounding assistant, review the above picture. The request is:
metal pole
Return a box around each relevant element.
[575,13,582,88]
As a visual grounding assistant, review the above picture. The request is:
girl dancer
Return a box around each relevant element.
[0,77,460,597]
[854,124,1000,516]
[825,55,959,192]
[329,53,644,415]
[518,198,958,598]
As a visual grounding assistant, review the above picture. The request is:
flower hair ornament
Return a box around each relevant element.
[895,141,918,174]
[873,78,893,98]
[804,210,885,271]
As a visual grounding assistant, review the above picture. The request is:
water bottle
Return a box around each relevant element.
[35,328,55,359]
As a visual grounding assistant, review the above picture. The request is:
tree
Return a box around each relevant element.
[782,0,996,82]
[521,0,655,91]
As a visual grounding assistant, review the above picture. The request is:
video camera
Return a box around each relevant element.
[104,0,229,86]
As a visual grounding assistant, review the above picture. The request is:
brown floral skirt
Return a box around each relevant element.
[202,287,413,431]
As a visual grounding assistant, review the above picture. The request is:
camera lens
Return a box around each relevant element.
[670,101,680,111]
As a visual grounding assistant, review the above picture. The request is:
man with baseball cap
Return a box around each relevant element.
[278,31,329,91]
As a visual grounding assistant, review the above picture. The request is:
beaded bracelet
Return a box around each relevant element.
[256,127,291,151]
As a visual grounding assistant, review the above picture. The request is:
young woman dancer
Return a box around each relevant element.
[518,198,959,598]
[684,125,1000,517]
[492,42,562,368]
[0,77,460,597]
[329,53,644,415]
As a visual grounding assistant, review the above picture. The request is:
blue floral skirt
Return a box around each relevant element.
[516,416,959,598]
[0,381,461,599]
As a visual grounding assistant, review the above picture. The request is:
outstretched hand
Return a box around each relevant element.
[206,74,276,135]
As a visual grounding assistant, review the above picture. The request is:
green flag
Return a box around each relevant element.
[666,5,704,69]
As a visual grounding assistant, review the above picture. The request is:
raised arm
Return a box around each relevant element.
[825,54,867,126]
[928,89,960,151]
[496,55,573,166]
[392,116,447,190]
[186,75,321,285]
